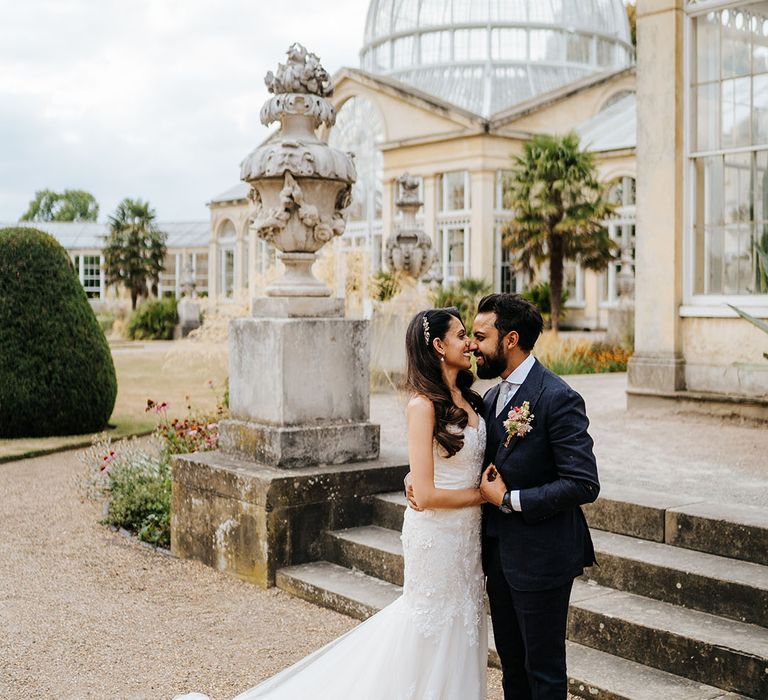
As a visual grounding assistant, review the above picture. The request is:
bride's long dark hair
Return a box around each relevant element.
[405,307,483,457]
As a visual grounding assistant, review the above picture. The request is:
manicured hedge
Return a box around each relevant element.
[0,227,117,437]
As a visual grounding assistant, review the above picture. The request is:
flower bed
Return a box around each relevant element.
[80,386,226,547]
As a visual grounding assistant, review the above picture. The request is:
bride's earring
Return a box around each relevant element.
[440,354,445,363]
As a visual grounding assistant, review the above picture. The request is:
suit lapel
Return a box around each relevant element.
[495,359,546,460]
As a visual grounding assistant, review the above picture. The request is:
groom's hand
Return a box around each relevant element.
[480,465,507,506]
[404,473,424,511]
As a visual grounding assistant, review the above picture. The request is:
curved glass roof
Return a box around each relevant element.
[360,0,634,117]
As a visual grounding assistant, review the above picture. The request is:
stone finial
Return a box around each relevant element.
[264,43,333,98]
[395,173,422,208]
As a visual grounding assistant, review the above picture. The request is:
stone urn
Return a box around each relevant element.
[240,43,356,297]
[385,173,433,280]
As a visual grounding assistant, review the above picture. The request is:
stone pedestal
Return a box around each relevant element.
[171,449,408,587]
[174,297,201,339]
[171,307,389,585]
[606,302,634,347]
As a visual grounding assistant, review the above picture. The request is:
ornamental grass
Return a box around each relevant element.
[534,334,632,375]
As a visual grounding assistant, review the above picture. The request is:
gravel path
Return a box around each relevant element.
[0,447,505,699]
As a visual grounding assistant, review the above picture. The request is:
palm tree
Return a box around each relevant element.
[103,199,167,310]
[502,133,617,332]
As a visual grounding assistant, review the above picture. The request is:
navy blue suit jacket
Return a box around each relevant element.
[481,358,599,591]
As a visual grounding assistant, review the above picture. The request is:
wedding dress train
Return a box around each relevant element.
[177,417,487,700]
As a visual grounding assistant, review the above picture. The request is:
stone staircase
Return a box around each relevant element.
[276,487,768,699]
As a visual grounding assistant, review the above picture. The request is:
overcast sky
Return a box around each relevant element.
[0,0,368,223]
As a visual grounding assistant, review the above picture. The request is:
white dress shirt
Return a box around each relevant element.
[496,353,537,512]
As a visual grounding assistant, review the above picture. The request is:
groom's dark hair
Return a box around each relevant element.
[477,294,543,352]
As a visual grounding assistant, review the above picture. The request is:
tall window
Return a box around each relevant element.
[690,4,768,296]
[438,171,471,212]
[436,225,469,283]
[218,220,236,299]
[72,254,103,299]
[602,177,637,305]
[494,170,523,293]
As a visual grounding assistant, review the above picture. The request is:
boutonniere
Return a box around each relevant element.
[503,401,534,447]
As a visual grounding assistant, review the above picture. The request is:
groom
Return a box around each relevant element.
[474,293,599,700]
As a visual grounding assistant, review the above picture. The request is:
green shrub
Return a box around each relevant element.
[103,455,171,548]
[0,227,117,437]
[520,281,569,324]
[127,298,178,340]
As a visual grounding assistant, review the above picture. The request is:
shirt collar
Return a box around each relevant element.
[504,353,536,386]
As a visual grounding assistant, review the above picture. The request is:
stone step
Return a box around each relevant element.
[370,491,407,531]
[331,523,768,628]
[275,560,401,621]
[325,524,404,586]
[665,501,768,567]
[569,580,768,698]
[276,561,746,700]
[586,529,768,627]
[372,489,768,566]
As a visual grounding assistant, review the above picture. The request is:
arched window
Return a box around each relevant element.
[329,95,385,269]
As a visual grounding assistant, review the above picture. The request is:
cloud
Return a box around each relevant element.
[0,0,368,221]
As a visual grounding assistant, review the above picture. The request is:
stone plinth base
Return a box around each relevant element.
[219,418,380,468]
[170,448,409,587]
[627,352,686,393]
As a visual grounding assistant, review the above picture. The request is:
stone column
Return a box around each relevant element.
[627,0,686,395]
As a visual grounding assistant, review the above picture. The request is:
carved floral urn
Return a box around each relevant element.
[385,173,433,279]
[240,44,356,297]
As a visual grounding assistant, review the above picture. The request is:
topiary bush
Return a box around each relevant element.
[127,298,178,340]
[0,227,117,437]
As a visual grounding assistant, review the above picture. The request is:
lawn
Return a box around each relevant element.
[0,340,228,463]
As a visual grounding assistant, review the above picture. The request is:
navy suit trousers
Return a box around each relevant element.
[485,537,573,700]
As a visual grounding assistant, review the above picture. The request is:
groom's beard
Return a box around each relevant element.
[475,346,507,379]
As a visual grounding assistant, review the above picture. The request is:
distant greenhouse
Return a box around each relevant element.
[1,220,210,301]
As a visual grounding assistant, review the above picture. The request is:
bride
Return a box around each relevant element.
[176,306,488,700]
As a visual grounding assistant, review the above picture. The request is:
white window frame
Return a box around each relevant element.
[438,171,471,213]
[72,252,103,300]
[436,218,471,284]
[683,0,768,316]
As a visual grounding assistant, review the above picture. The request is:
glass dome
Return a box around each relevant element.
[360,0,634,117]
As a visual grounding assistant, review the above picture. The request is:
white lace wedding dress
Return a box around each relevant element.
[177,417,487,700]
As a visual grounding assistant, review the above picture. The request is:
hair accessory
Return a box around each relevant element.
[422,314,431,346]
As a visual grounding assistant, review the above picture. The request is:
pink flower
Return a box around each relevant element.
[502,401,534,447]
